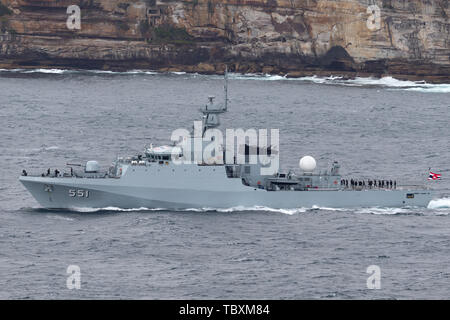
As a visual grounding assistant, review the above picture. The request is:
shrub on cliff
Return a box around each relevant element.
[0,3,13,16]
[139,19,151,38]
[117,21,129,32]
[144,0,157,6]
[0,16,11,32]
[151,24,194,44]
[139,21,194,44]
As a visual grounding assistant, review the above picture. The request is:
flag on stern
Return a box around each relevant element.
[428,171,442,181]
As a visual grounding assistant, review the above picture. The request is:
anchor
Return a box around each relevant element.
[44,184,53,202]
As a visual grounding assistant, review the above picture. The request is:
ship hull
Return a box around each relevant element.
[20,175,434,210]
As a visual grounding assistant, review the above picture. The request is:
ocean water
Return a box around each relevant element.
[0,69,449,299]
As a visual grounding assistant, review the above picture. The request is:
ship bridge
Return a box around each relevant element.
[145,145,182,163]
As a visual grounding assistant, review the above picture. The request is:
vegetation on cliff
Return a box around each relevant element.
[139,21,194,44]
[0,3,12,17]
[0,2,14,34]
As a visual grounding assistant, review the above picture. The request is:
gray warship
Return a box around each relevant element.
[20,72,434,210]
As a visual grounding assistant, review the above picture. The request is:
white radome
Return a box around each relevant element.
[85,160,100,173]
[299,156,317,172]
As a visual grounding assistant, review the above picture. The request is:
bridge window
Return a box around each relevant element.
[225,165,240,178]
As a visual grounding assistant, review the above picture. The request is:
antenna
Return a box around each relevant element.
[224,65,228,111]
[199,66,229,137]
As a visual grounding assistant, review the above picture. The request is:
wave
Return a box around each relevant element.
[24,68,68,74]
[227,73,288,81]
[61,205,307,214]
[42,146,59,151]
[88,69,159,75]
[354,207,413,215]
[279,75,449,93]
[0,68,81,75]
[0,68,159,75]
[43,202,448,216]
[45,215,76,221]
[403,86,450,93]
[226,74,449,93]
[0,68,70,74]
[66,206,163,213]
[1,68,447,92]
[340,76,423,87]
[184,206,309,215]
[428,198,450,210]
[19,145,60,154]
[346,76,450,93]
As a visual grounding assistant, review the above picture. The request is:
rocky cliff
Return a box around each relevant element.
[0,0,449,82]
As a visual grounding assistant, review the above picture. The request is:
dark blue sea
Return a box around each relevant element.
[0,69,449,299]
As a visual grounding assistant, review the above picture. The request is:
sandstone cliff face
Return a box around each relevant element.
[0,0,449,81]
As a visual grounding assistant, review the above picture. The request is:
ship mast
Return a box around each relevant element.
[200,66,229,137]
[224,65,228,111]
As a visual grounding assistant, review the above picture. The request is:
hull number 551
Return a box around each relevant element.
[69,189,90,198]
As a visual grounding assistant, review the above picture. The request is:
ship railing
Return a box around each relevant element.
[306,188,341,191]
[23,172,113,179]
[396,184,431,190]
[340,184,430,191]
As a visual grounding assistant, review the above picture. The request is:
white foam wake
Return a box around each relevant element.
[66,205,310,214]
[42,202,449,215]
[67,206,162,213]
[428,198,450,209]
[62,205,412,215]
[184,205,309,215]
